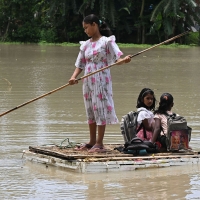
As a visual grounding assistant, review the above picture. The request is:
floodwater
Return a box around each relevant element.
[0,43,200,199]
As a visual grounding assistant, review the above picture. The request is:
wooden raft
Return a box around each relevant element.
[23,144,200,173]
[29,144,199,161]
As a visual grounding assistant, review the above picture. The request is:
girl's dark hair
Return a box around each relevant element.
[83,14,112,37]
[136,88,156,110]
[154,93,174,114]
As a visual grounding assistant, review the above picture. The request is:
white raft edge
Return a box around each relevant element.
[22,150,200,173]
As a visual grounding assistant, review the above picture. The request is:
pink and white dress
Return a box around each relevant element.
[75,35,123,125]
[136,107,154,141]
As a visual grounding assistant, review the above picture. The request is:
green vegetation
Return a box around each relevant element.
[118,43,195,48]
[0,0,199,45]
[185,32,200,45]
[0,41,195,49]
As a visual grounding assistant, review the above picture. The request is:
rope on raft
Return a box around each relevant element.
[40,138,80,149]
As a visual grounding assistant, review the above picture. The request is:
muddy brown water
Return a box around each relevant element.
[0,44,200,199]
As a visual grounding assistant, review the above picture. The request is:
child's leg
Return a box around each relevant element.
[96,125,106,146]
[88,122,97,145]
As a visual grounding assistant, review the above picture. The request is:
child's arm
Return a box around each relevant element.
[151,118,161,143]
[142,118,153,131]
[69,68,83,85]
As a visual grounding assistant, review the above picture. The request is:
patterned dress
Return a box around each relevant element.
[75,35,123,125]
[136,107,154,141]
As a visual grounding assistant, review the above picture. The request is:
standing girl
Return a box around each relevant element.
[69,14,131,153]
[136,88,156,141]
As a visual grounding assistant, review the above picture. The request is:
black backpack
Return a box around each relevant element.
[120,111,147,143]
[114,137,158,155]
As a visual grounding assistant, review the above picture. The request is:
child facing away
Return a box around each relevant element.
[136,88,156,141]
[151,93,174,150]
[152,92,192,151]
[69,14,131,153]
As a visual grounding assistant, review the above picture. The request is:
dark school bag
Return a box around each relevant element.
[120,111,147,143]
[114,137,158,156]
[164,113,192,151]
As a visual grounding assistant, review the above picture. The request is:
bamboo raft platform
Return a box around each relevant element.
[23,144,200,173]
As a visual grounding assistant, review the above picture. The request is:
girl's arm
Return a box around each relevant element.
[151,118,161,143]
[69,68,83,85]
[142,118,153,131]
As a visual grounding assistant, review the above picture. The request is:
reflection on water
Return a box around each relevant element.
[2,161,200,199]
[0,44,200,199]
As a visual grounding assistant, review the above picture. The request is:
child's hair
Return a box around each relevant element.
[154,93,174,114]
[83,14,112,37]
[136,88,156,110]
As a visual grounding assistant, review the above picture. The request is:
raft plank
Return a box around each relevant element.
[29,145,143,159]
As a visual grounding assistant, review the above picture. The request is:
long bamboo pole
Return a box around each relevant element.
[130,30,190,58]
[0,30,191,117]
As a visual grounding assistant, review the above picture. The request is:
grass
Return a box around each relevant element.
[1,32,199,48]
[117,43,196,48]
[0,41,199,48]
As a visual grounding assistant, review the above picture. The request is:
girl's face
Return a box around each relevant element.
[82,22,97,37]
[142,93,154,108]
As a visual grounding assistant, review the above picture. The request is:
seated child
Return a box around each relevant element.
[136,88,156,141]
[151,93,174,150]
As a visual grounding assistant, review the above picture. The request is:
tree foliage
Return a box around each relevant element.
[0,0,199,44]
[150,0,200,41]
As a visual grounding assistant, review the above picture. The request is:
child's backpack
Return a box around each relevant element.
[120,111,146,143]
[164,113,192,151]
